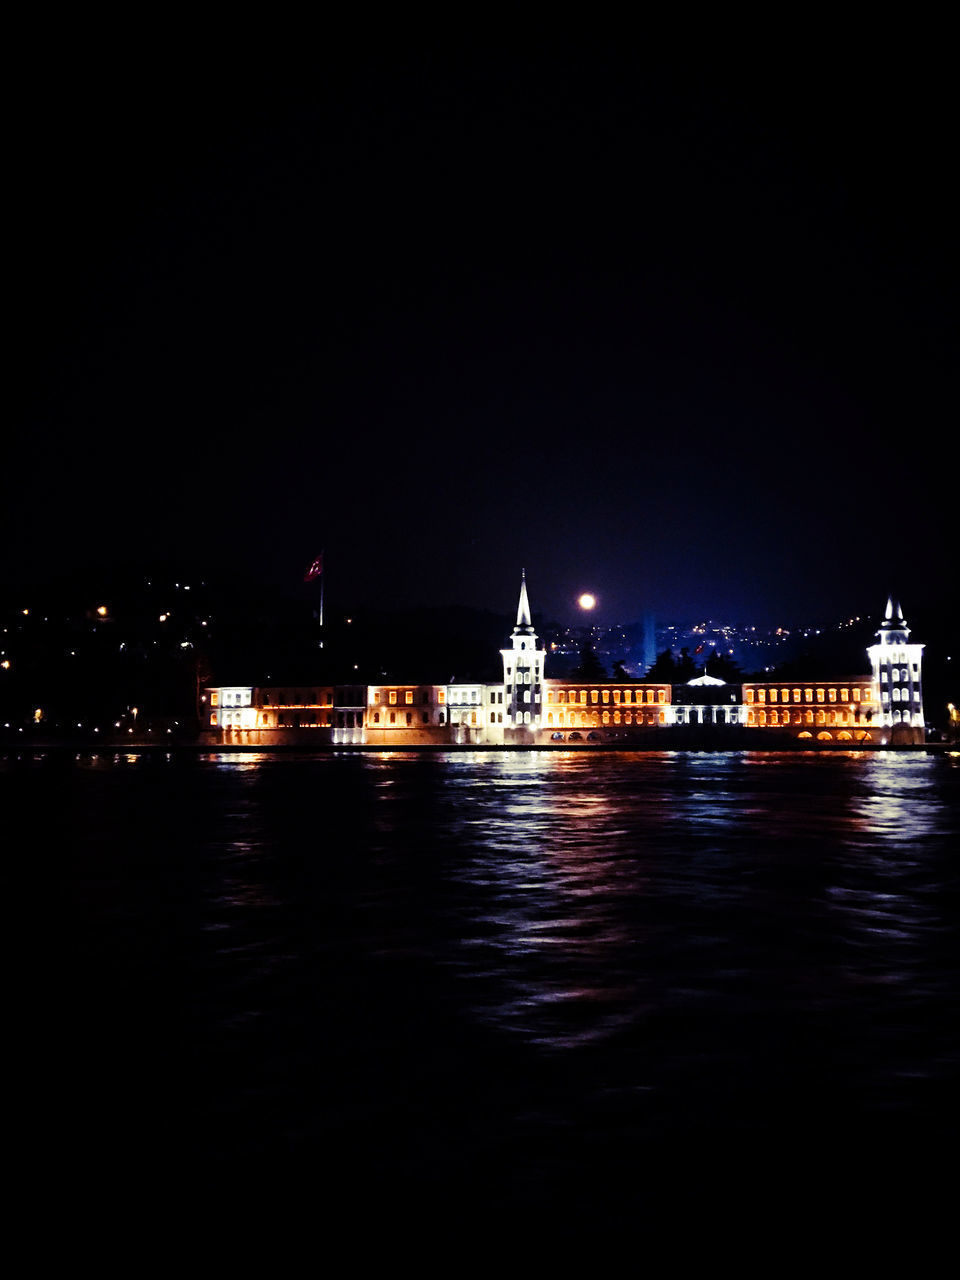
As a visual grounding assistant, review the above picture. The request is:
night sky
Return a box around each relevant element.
[9,50,954,627]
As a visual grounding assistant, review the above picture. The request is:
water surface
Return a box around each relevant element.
[17,748,959,1226]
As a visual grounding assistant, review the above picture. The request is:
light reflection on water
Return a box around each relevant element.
[22,746,960,1170]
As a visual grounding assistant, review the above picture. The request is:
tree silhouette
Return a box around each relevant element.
[644,648,678,682]
[704,651,743,682]
[572,639,607,680]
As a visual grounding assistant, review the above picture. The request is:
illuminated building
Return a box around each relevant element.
[740,677,879,741]
[500,570,545,743]
[867,598,925,744]
[204,579,924,747]
[672,673,743,727]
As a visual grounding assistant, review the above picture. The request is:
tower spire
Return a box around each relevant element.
[516,568,532,630]
[501,569,545,742]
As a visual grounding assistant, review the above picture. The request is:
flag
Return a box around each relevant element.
[304,553,323,583]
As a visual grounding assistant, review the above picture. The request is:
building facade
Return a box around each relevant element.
[204,582,924,747]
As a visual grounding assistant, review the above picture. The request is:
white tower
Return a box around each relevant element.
[500,570,546,742]
[867,598,925,743]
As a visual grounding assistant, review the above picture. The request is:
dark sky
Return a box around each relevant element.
[8,50,955,626]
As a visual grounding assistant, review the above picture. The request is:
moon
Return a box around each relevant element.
[578,593,597,610]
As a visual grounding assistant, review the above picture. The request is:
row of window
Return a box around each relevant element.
[371,711,438,726]
[749,710,868,726]
[880,668,917,682]
[878,649,916,663]
[546,711,666,726]
[261,693,333,708]
[547,688,665,705]
[746,687,870,704]
[211,690,252,707]
[882,689,918,704]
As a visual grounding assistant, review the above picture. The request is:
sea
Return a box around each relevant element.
[16,747,960,1240]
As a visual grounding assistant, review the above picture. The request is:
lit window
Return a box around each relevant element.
[614,711,621,724]
[746,690,755,704]
[591,690,599,703]
[658,691,665,703]
[781,689,789,703]
[804,689,813,703]
[829,689,836,702]
[759,690,766,703]
[770,711,779,725]
[817,689,825,703]
[389,691,397,705]
[769,689,777,702]
[602,690,609,703]
[546,691,554,704]
[405,691,414,704]
[805,711,813,724]
[613,690,620,704]
[793,689,801,703]
[579,691,587,704]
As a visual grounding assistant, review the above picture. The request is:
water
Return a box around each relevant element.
[17,749,960,1231]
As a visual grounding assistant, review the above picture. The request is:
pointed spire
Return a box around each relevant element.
[516,569,532,629]
[878,596,909,638]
